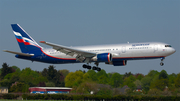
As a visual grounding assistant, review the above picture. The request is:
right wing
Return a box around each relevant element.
[4,50,34,57]
[40,41,96,62]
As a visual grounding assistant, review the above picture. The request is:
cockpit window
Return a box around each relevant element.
[165,45,172,47]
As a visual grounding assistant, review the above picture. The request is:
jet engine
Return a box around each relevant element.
[92,53,112,62]
[105,60,127,66]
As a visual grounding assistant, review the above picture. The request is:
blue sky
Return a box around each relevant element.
[0,0,179,75]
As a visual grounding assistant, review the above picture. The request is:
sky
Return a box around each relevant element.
[0,0,179,75]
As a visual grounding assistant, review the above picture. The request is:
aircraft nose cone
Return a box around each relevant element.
[171,48,176,53]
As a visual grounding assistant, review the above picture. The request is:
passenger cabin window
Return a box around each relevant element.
[165,45,172,47]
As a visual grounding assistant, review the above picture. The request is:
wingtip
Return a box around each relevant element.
[40,41,46,43]
[3,50,8,52]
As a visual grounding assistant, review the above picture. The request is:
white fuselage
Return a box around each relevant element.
[42,42,175,61]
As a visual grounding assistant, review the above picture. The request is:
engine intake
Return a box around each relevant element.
[92,53,112,62]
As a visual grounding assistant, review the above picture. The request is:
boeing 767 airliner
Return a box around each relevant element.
[4,24,176,71]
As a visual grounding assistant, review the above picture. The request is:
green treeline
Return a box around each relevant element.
[0,63,180,96]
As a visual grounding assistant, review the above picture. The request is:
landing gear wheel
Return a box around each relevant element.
[83,64,87,68]
[87,66,91,69]
[160,62,164,66]
[92,66,97,70]
[97,67,101,71]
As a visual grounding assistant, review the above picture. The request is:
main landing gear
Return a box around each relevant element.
[160,58,165,66]
[82,62,101,71]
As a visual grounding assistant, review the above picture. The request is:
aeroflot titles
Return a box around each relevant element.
[132,43,150,46]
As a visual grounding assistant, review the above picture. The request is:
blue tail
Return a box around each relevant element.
[11,24,42,53]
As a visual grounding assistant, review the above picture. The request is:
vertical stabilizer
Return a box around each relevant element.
[11,24,42,53]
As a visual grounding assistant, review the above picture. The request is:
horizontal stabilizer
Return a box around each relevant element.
[3,50,34,57]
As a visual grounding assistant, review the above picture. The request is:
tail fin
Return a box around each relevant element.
[11,24,42,53]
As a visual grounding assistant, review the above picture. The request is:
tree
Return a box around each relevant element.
[150,79,169,91]
[86,70,97,81]
[98,75,109,84]
[175,73,180,88]
[96,84,113,95]
[123,75,136,89]
[45,82,55,87]
[59,69,69,77]
[168,73,177,84]
[96,69,109,84]
[134,80,142,87]
[141,76,152,92]
[10,72,20,84]
[65,71,84,87]
[159,70,168,79]
[41,68,48,77]
[75,81,98,94]
[136,74,144,80]
[19,67,47,87]
[1,63,13,79]
[83,73,92,81]
[109,73,123,88]
[47,65,57,80]
[0,79,11,88]
[41,65,65,87]
[96,69,108,77]
[147,70,159,77]
[148,89,161,96]
[37,82,46,87]
[11,66,21,73]
[9,82,29,93]
[123,72,133,79]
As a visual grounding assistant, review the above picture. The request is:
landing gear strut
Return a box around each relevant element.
[82,62,101,71]
[160,58,165,66]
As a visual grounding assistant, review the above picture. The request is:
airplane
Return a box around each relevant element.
[4,24,176,71]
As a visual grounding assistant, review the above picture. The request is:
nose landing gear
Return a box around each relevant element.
[160,58,165,66]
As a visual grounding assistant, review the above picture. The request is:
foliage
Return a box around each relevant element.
[123,72,133,79]
[150,79,169,91]
[96,84,113,96]
[75,81,98,94]
[21,93,180,100]
[134,79,142,87]
[168,73,177,84]
[59,69,70,77]
[45,82,55,87]
[141,76,152,92]
[19,67,48,87]
[136,74,144,80]
[0,79,11,88]
[147,70,159,77]
[109,73,123,88]
[123,75,136,89]
[9,82,29,93]
[159,70,168,79]
[86,70,98,81]
[2,94,19,99]
[1,63,14,79]
[41,65,65,87]
[65,71,84,87]
[175,73,180,88]
[0,63,180,96]
[147,89,161,96]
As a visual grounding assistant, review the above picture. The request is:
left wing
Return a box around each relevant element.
[40,41,96,62]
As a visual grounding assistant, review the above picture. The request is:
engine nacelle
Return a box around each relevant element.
[105,60,127,66]
[92,53,112,62]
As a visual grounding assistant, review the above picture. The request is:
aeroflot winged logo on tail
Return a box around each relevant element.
[13,31,38,46]
[11,24,42,53]
[4,24,176,72]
